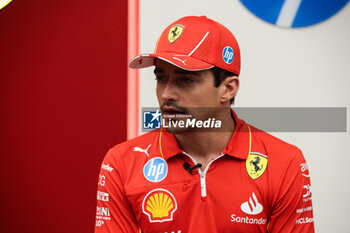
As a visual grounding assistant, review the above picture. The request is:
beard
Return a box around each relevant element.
[160,102,192,133]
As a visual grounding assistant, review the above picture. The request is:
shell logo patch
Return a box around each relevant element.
[142,188,177,223]
[246,152,268,180]
[168,25,184,43]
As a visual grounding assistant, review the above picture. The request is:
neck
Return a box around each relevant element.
[174,108,235,168]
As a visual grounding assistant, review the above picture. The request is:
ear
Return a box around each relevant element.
[219,75,239,105]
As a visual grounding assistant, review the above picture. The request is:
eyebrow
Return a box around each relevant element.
[174,69,200,76]
[153,68,164,74]
[153,68,201,76]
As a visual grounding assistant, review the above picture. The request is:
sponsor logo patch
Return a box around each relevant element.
[142,188,177,223]
[246,152,268,180]
[97,191,109,202]
[160,231,181,233]
[300,162,310,178]
[96,207,111,221]
[98,174,106,187]
[95,219,105,227]
[296,217,314,225]
[173,55,187,66]
[303,183,312,202]
[222,46,234,64]
[134,144,151,157]
[95,205,110,227]
[241,192,263,215]
[296,206,313,214]
[143,157,168,182]
[230,192,266,225]
[101,163,114,172]
[168,25,184,43]
[230,214,267,225]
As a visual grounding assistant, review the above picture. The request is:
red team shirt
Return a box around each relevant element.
[95,112,314,233]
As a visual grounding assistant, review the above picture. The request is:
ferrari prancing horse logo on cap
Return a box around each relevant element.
[168,25,184,43]
[246,152,268,180]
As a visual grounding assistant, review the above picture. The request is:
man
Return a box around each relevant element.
[95,16,314,233]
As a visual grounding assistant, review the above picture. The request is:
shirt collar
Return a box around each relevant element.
[148,128,183,160]
[222,110,251,160]
[149,109,251,161]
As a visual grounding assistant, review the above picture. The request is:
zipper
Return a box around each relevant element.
[182,152,225,197]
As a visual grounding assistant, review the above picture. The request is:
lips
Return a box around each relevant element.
[162,107,183,113]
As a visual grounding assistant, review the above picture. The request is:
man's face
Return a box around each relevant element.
[154,59,222,132]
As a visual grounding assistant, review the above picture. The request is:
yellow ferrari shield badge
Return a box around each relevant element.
[168,25,184,43]
[246,152,268,180]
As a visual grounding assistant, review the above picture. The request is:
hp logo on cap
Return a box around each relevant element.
[222,46,234,64]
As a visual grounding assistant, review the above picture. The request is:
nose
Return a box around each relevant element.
[160,80,179,102]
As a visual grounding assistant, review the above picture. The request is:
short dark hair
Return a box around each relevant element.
[210,66,237,105]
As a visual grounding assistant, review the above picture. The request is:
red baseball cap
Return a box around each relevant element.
[129,16,241,76]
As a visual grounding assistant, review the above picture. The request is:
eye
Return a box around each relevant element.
[155,75,167,82]
[179,76,194,84]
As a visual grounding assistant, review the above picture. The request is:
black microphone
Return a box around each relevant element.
[183,162,202,175]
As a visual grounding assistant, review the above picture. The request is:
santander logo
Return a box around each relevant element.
[240,192,263,215]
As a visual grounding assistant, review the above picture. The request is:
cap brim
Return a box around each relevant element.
[129,53,214,71]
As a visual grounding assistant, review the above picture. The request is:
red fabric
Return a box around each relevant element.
[95,113,314,233]
[0,1,127,232]
[129,16,241,76]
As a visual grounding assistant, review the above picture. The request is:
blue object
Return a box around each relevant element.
[143,110,161,129]
[222,46,234,64]
[240,0,349,28]
[143,158,168,182]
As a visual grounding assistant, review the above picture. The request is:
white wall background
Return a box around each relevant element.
[138,0,350,232]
